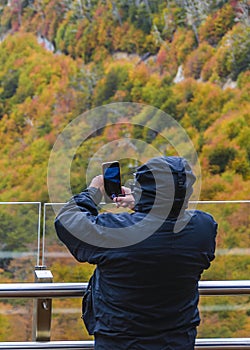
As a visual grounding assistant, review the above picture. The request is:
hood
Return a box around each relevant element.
[133,156,196,218]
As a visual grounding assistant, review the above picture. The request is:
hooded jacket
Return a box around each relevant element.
[55,156,217,349]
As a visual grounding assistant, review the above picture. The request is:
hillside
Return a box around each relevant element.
[0,0,249,201]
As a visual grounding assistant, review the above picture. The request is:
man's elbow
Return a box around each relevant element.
[54,218,89,263]
[54,217,62,237]
[54,217,70,245]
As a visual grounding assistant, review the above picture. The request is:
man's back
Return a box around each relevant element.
[55,156,217,349]
[78,210,216,337]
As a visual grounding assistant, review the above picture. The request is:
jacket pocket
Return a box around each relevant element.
[82,278,95,335]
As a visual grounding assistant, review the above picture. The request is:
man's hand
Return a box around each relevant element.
[113,186,135,210]
[89,175,104,194]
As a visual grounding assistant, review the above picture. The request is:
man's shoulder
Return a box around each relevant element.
[187,209,218,236]
[189,209,216,222]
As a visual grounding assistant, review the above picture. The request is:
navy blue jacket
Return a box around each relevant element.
[55,156,217,347]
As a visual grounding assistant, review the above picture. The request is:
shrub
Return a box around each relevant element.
[208,146,237,174]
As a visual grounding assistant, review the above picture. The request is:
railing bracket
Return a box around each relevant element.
[32,266,53,342]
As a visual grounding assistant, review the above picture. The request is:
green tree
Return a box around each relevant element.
[208,146,237,174]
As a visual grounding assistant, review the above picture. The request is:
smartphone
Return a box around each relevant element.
[102,161,122,202]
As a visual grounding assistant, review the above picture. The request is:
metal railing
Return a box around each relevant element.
[0,338,250,349]
[0,280,250,349]
[1,280,250,298]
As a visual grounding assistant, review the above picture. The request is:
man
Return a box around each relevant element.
[55,156,217,350]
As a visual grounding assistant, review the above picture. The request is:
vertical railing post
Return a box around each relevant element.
[32,266,53,341]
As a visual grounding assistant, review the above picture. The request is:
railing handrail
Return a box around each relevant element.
[196,338,250,349]
[0,341,94,349]
[0,281,249,349]
[198,280,250,295]
[0,280,250,298]
[0,339,250,349]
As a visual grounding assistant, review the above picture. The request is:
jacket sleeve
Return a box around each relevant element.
[210,217,218,262]
[54,187,104,264]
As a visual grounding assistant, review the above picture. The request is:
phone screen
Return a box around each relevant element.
[102,161,122,202]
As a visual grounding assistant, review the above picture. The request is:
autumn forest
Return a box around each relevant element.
[0,0,249,342]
